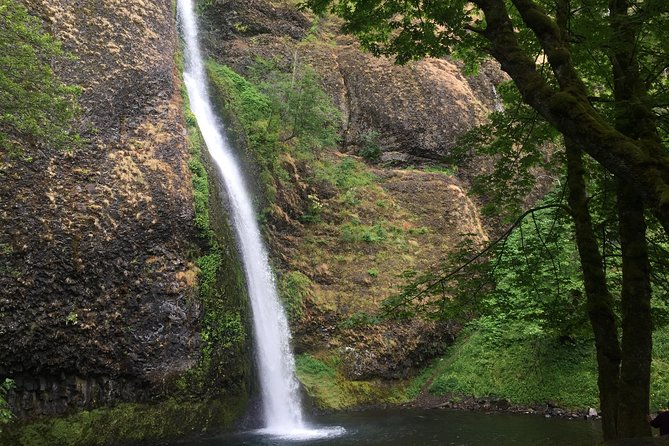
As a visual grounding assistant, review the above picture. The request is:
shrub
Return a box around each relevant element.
[358,130,381,161]
[0,378,14,429]
[279,271,313,321]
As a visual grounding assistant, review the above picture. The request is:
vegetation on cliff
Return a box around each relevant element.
[0,0,80,156]
[176,86,250,398]
[1,0,251,443]
[0,379,13,429]
[199,48,478,415]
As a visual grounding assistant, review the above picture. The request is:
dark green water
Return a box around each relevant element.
[172,408,602,446]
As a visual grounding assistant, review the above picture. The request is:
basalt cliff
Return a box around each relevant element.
[1,0,509,444]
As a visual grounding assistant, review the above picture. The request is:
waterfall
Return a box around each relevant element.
[177,0,306,435]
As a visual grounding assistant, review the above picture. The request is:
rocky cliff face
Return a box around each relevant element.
[198,0,495,388]
[0,0,250,431]
[200,0,505,166]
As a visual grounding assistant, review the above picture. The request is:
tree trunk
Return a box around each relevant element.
[475,0,669,235]
[565,139,622,440]
[616,180,653,438]
[608,0,656,435]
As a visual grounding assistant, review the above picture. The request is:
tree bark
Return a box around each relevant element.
[475,0,669,236]
[616,180,653,438]
[565,138,622,440]
[608,0,656,436]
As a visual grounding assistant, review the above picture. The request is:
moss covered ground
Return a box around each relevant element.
[0,398,246,446]
[295,353,410,409]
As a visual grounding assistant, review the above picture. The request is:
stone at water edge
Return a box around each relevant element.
[603,438,669,446]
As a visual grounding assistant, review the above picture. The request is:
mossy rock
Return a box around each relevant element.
[0,396,247,446]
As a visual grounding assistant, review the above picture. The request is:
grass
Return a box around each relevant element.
[424,324,669,412]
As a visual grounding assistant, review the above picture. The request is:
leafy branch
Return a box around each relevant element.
[380,202,572,319]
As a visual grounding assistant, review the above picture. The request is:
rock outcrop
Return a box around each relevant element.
[0,0,250,432]
[200,0,505,165]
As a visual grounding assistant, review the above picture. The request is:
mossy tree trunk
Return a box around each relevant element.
[565,149,654,439]
[476,0,669,238]
[485,0,658,437]
[565,140,621,440]
[616,180,653,438]
[608,0,656,435]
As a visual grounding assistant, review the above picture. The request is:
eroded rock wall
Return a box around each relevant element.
[199,0,505,166]
[0,0,250,425]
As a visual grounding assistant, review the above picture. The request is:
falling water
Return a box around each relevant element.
[177,0,343,439]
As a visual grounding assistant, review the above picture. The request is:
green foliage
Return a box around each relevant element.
[0,244,12,256]
[382,189,591,337]
[429,328,599,409]
[180,83,248,396]
[205,58,341,211]
[422,165,458,176]
[195,253,221,299]
[0,379,14,429]
[426,323,669,411]
[249,56,342,151]
[0,0,81,155]
[205,59,279,206]
[65,311,78,326]
[317,156,375,194]
[188,155,211,236]
[279,271,312,321]
[206,61,273,129]
[295,353,408,409]
[305,0,483,67]
[296,354,337,380]
[357,130,381,161]
[651,328,669,411]
[195,0,214,13]
[0,397,246,446]
[454,82,562,220]
[482,205,589,342]
[341,220,391,244]
[298,194,324,223]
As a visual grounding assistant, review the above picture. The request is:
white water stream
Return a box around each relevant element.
[177,0,343,439]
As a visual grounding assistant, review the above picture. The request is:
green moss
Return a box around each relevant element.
[204,58,342,218]
[278,271,312,321]
[0,398,246,446]
[177,79,251,398]
[295,354,409,409]
[204,59,280,211]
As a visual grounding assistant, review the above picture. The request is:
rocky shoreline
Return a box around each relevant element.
[407,392,601,421]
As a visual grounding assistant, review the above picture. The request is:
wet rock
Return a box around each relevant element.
[0,0,215,419]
